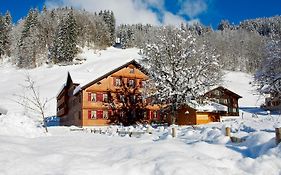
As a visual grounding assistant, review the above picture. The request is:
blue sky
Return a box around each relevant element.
[1,0,281,28]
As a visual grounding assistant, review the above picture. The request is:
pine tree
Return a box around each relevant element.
[17,8,41,68]
[99,10,115,45]
[50,10,78,64]
[0,14,5,57]
[3,11,12,57]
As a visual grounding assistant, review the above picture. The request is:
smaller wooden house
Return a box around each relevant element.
[166,101,228,125]
[166,86,242,125]
[202,86,242,116]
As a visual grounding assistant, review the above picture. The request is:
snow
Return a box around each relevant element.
[0,47,281,175]
[222,71,264,107]
[192,100,228,112]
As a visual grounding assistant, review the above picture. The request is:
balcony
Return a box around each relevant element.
[57,97,66,107]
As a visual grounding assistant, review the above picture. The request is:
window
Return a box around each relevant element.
[219,98,228,104]
[103,110,108,119]
[233,108,237,112]
[119,94,125,102]
[103,93,108,102]
[153,111,158,119]
[144,111,147,119]
[128,79,135,87]
[91,111,97,119]
[214,90,220,96]
[129,68,134,74]
[115,78,121,86]
[139,80,145,88]
[88,93,96,102]
[130,95,136,103]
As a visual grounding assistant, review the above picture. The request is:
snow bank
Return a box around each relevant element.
[0,113,45,138]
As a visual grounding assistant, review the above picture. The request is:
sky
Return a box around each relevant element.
[1,0,281,28]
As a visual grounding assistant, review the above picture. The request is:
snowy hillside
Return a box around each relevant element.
[222,71,264,107]
[0,47,280,175]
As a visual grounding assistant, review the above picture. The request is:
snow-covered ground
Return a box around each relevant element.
[0,47,281,175]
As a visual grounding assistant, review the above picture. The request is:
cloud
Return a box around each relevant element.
[44,0,207,26]
[45,0,162,25]
[162,12,188,26]
[178,0,207,18]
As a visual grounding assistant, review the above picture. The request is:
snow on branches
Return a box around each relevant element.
[141,26,221,107]
[254,38,281,95]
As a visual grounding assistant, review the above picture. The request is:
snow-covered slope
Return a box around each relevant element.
[222,71,264,107]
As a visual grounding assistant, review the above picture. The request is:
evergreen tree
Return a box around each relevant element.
[17,8,41,68]
[0,14,5,57]
[3,11,12,56]
[50,10,78,64]
[99,10,115,45]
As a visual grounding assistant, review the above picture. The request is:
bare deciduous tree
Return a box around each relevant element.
[14,74,50,132]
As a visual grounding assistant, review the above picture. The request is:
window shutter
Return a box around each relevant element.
[97,110,103,119]
[113,77,116,86]
[88,93,91,101]
[96,93,103,102]
[88,110,91,119]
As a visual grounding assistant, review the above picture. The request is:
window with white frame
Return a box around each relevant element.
[153,111,157,119]
[115,78,121,86]
[103,110,108,119]
[91,110,97,119]
[91,93,96,102]
[129,68,134,74]
[119,94,125,102]
[103,93,108,102]
[128,79,135,87]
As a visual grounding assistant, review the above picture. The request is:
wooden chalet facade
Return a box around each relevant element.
[56,60,160,126]
[166,86,242,125]
[202,86,242,116]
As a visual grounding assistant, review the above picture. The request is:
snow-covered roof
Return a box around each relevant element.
[68,56,142,95]
[202,85,242,98]
[188,100,228,112]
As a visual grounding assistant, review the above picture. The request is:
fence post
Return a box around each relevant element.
[225,127,231,137]
[172,127,176,138]
[276,127,281,145]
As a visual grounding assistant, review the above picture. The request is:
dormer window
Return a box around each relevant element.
[130,68,134,74]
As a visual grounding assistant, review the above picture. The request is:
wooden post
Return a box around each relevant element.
[225,127,231,137]
[172,127,176,138]
[276,127,281,145]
